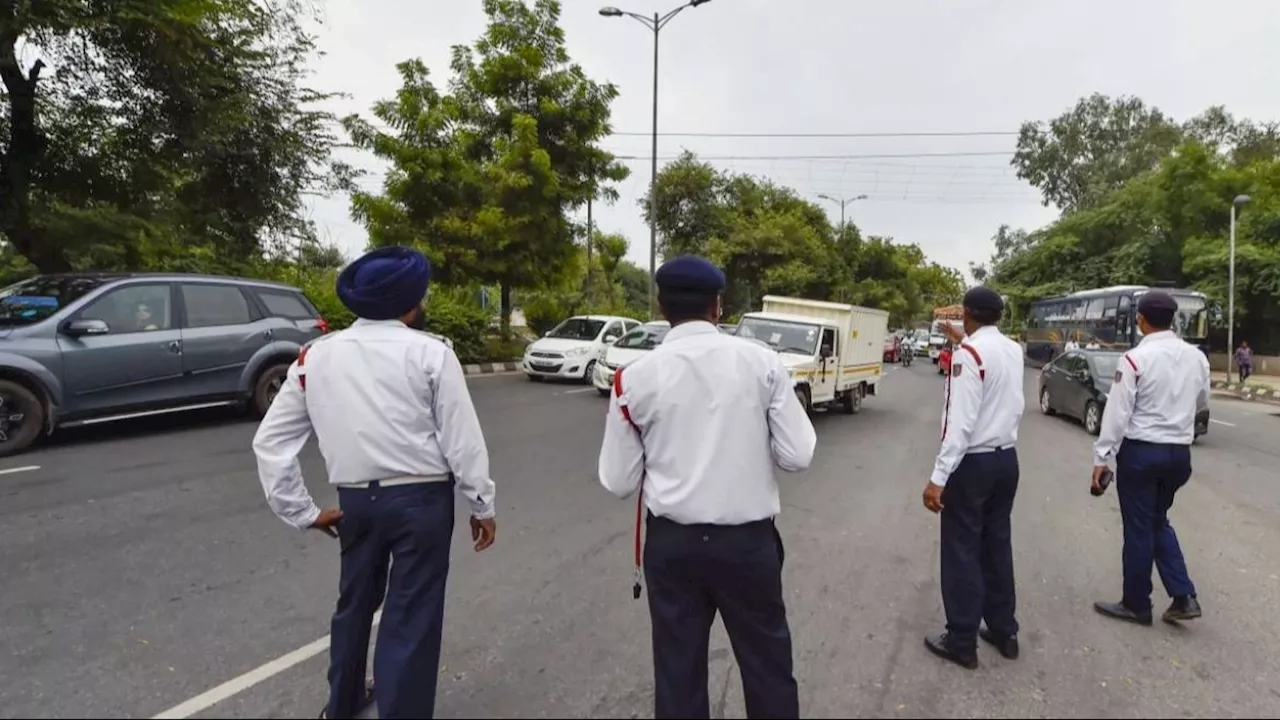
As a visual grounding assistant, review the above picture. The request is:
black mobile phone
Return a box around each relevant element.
[1091,468,1114,497]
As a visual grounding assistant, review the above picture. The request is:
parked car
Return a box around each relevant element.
[523,314,642,383]
[0,272,330,456]
[1039,349,1209,438]
[717,323,737,334]
[593,321,671,395]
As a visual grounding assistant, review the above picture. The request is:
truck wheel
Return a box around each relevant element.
[253,363,291,418]
[845,384,864,414]
[597,387,610,397]
[794,386,811,414]
[0,379,46,457]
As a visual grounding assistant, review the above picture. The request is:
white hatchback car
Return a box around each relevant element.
[592,320,671,395]
[523,314,642,383]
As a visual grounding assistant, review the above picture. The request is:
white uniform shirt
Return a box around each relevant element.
[931,325,1025,487]
[598,321,816,525]
[252,319,497,530]
[1064,340,1080,352]
[1093,330,1211,465]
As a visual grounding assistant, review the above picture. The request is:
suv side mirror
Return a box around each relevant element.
[61,318,110,337]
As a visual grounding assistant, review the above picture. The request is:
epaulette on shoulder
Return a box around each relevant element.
[416,330,455,349]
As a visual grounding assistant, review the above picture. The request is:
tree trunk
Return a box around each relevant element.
[499,281,512,339]
[0,46,65,273]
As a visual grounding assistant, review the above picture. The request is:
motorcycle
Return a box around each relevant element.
[901,347,914,367]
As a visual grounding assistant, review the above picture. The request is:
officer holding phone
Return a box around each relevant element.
[1091,290,1209,626]
[253,246,497,719]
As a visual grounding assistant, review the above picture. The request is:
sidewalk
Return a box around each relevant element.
[1211,372,1280,405]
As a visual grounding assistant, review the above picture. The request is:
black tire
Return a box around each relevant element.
[597,387,610,397]
[252,363,290,418]
[582,359,597,385]
[1084,401,1102,436]
[848,384,864,414]
[794,386,811,414]
[0,379,46,457]
[1039,387,1056,416]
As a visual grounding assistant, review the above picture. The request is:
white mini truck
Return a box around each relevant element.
[736,296,889,414]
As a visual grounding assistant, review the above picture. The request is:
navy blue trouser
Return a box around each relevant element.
[644,514,798,719]
[328,481,454,719]
[1115,440,1196,613]
[940,447,1019,651]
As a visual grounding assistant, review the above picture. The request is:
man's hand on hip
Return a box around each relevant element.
[471,516,497,551]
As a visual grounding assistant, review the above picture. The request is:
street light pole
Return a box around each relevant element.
[600,1,715,319]
[817,193,868,231]
[1227,194,1250,382]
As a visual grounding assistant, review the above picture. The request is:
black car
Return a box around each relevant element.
[1038,350,1209,438]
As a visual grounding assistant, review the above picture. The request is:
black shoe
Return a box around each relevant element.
[1093,600,1154,626]
[924,633,978,670]
[1163,595,1202,623]
[979,627,1020,660]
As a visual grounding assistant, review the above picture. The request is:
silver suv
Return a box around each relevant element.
[0,272,329,456]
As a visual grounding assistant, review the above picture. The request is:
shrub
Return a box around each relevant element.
[424,286,496,364]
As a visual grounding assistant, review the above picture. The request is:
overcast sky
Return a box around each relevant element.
[303,0,1280,280]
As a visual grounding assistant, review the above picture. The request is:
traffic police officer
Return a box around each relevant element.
[1091,290,1208,626]
[923,286,1024,669]
[598,255,816,719]
[253,246,498,719]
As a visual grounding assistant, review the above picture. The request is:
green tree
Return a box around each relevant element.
[348,0,628,336]
[0,0,350,274]
[1013,94,1183,212]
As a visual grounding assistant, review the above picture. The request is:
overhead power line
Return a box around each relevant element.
[613,151,1014,161]
[610,130,1019,138]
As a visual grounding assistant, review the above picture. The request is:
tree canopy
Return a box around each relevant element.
[0,0,351,276]
[344,0,628,333]
[644,151,965,326]
[984,95,1280,351]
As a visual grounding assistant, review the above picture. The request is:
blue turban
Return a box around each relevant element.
[655,255,725,294]
[336,246,432,320]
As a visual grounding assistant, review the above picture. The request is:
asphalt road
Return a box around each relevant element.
[2,364,1279,719]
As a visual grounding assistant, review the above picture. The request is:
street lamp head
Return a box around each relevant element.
[598,6,623,16]
[818,193,834,201]
[1234,194,1251,206]
[855,194,868,200]
[690,0,713,6]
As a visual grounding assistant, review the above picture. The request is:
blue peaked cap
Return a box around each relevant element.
[655,255,725,294]
[336,246,432,320]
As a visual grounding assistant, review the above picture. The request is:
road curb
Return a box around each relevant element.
[463,361,520,375]
[1211,379,1280,406]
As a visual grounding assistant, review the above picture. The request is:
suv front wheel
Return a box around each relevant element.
[252,363,291,418]
[0,380,46,457]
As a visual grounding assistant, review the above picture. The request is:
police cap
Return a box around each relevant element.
[1137,290,1178,326]
[655,255,726,295]
[962,286,1005,313]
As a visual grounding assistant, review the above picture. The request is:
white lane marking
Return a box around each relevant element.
[1210,418,1236,427]
[0,465,39,476]
[563,387,595,395]
[151,611,383,719]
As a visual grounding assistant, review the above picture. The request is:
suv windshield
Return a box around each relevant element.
[737,317,821,355]
[615,324,669,350]
[547,317,606,341]
[0,276,108,327]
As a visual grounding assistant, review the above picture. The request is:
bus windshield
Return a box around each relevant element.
[1172,295,1208,341]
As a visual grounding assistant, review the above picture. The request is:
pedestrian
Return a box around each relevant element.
[598,255,816,719]
[1085,339,1101,350]
[1064,337,1080,353]
[922,287,1025,670]
[1091,290,1209,626]
[1235,340,1253,383]
[252,246,498,720]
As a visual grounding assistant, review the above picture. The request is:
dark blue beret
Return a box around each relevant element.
[1137,290,1178,316]
[655,255,725,293]
[336,246,431,320]
[963,286,1004,313]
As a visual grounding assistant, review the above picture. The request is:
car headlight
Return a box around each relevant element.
[565,346,591,357]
